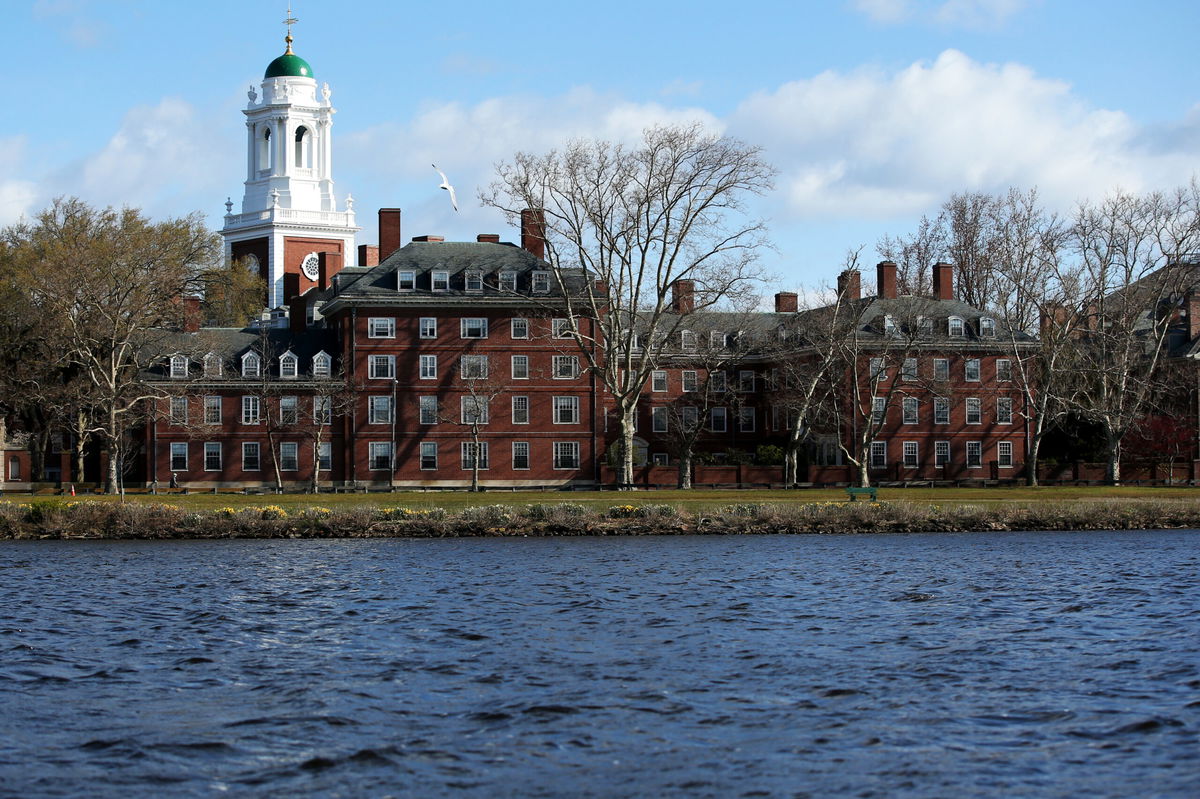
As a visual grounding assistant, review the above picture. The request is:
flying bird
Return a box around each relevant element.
[432,164,458,212]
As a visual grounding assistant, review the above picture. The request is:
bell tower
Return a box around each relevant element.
[221,11,357,309]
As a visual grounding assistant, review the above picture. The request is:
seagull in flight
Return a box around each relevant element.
[432,164,458,212]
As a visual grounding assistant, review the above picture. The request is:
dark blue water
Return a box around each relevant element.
[0,531,1197,798]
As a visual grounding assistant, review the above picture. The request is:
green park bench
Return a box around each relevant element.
[844,486,878,502]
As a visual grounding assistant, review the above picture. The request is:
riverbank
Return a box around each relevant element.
[3,497,1200,539]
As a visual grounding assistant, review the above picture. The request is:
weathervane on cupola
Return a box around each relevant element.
[283,4,298,55]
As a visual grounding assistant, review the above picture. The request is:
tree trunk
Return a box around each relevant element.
[1106,433,1122,485]
[619,407,636,488]
[1025,434,1042,487]
[858,460,870,488]
[677,450,693,489]
[72,410,87,483]
[106,406,120,494]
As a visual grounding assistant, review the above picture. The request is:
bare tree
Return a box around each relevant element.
[483,123,775,486]
[441,355,509,492]
[877,215,946,296]
[201,256,268,328]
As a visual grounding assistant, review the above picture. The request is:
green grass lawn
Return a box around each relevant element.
[3,485,1199,513]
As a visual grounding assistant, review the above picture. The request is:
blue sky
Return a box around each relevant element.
[4,0,1199,293]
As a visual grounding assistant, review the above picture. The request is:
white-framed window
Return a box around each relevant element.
[279,395,298,425]
[652,407,668,432]
[462,442,489,470]
[902,358,917,381]
[312,352,332,378]
[869,357,886,381]
[918,316,934,335]
[512,395,529,424]
[419,354,437,380]
[203,352,222,377]
[512,355,529,380]
[511,318,529,339]
[419,317,437,339]
[279,442,299,471]
[420,442,438,470]
[553,356,579,379]
[465,270,483,292]
[902,396,918,424]
[397,270,416,291]
[966,397,982,425]
[739,406,755,433]
[980,317,996,337]
[242,441,260,471]
[532,271,551,293]
[552,318,572,338]
[241,395,260,425]
[998,441,1013,467]
[512,442,530,470]
[461,318,488,339]
[682,406,699,431]
[934,397,950,425]
[652,453,669,466]
[241,352,261,378]
[204,442,222,471]
[170,355,188,379]
[461,396,489,424]
[431,271,450,292]
[279,352,298,379]
[368,355,395,379]
[709,371,727,393]
[902,441,918,468]
[203,396,221,425]
[710,407,727,432]
[965,359,981,382]
[997,397,1013,424]
[935,441,950,467]
[933,358,949,382]
[553,396,580,424]
[461,355,488,379]
[966,441,982,468]
[419,396,438,425]
[710,330,728,349]
[872,396,885,423]
[313,396,331,425]
[369,395,392,424]
[870,441,887,469]
[316,441,332,472]
[997,359,1012,382]
[680,330,697,351]
[682,371,698,393]
[368,317,396,338]
[948,316,965,337]
[739,370,755,392]
[369,442,392,471]
[883,315,897,336]
[553,441,580,470]
[499,271,517,292]
[651,370,668,392]
[169,396,188,425]
[170,442,187,471]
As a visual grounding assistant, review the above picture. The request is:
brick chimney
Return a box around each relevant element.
[933,262,954,300]
[282,272,301,306]
[521,208,546,260]
[1187,290,1200,340]
[378,208,402,260]
[182,297,201,333]
[357,244,379,267]
[318,251,343,291]
[411,235,444,243]
[877,261,898,299]
[289,293,308,335]
[838,269,861,300]
[477,234,500,243]
[671,280,695,314]
[774,292,798,313]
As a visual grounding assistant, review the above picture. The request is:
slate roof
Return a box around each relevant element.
[147,326,338,380]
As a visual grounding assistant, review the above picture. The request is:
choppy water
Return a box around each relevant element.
[0,531,1197,798]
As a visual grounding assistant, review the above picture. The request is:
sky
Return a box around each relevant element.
[4,0,1199,294]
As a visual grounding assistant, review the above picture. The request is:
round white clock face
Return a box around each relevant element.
[300,252,321,281]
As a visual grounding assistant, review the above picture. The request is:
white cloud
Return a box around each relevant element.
[850,0,913,24]
[0,136,37,226]
[850,0,1027,29]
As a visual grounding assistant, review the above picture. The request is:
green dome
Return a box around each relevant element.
[264,52,314,79]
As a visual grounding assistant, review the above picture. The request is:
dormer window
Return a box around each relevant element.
[532,271,551,293]
[917,316,933,336]
[431,271,450,291]
[241,351,261,378]
[681,330,697,351]
[312,351,332,378]
[948,316,965,337]
[499,271,517,292]
[465,271,483,292]
[882,315,897,335]
[979,317,996,337]
[397,270,416,291]
[203,353,223,377]
[169,355,188,379]
[710,331,726,349]
[279,351,298,379]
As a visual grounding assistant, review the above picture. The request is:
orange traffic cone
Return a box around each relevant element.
[70,485,76,497]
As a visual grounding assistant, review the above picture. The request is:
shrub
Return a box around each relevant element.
[754,445,785,465]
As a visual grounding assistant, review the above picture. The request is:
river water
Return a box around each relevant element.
[0,531,1196,798]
